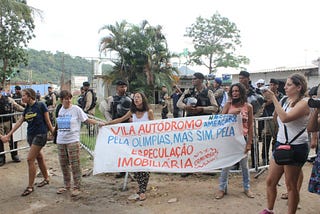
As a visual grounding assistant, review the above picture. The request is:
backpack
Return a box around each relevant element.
[53,91,59,100]
[45,91,59,106]
[83,89,97,111]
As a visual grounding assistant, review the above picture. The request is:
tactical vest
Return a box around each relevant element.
[0,96,14,122]
[12,93,23,107]
[111,95,131,122]
[45,92,54,106]
[186,88,211,116]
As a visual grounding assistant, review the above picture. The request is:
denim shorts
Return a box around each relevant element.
[27,134,47,147]
[273,141,309,166]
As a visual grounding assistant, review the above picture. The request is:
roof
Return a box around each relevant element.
[227,65,319,75]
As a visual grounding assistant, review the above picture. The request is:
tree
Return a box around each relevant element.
[0,0,36,86]
[99,20,177,100]
[185,12,249,74]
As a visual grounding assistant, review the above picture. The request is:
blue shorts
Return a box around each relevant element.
[27,134,47,147]
[273,141,309,167]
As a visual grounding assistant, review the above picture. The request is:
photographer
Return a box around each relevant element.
[260,73,310,214]
[160,86,170,119]
[261,79,284,165]
[171,85,183,118]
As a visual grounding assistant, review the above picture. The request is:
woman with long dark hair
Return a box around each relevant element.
[107,91,154,201]
[215,83,254,199]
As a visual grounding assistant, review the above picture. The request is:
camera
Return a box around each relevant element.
[308,98,320,108]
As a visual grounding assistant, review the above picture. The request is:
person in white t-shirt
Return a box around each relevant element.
[55,90,104,197]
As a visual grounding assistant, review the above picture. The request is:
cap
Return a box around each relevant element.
[269,78,279,85]
[15,85,21,90]
[256,79,265,85]
[115,80,128,86]
[309,86,318,96]
[214,77,222,85]
[193,72,205,80]
[239,70,250,78]
[83,81,90,87]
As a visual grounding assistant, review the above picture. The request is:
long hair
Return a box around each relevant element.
[22,88,36,100]
[288,73,307,107]
[131,92,149,113]
[228,83,247,105]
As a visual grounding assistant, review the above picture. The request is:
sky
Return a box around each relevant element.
[27,0,320,74]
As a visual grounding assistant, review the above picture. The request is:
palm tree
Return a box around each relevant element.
[99,20,178,100]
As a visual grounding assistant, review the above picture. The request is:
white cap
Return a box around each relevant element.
[256,79,265,85]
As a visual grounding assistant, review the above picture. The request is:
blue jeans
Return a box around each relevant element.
[219,155,250,192]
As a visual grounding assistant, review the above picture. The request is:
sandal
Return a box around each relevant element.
[139,193,146,201]
[56,187,70,194]
[37,179,49,187]
[21,187,34,196]
[281,192,288,200]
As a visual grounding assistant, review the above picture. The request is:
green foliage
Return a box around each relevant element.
[99,20,178,100]
[0,0,35,86]
[185,12,249,74]
[11,49,93,84]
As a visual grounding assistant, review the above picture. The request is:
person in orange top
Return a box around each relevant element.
[215,82,254,199]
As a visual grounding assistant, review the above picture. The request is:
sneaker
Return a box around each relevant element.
[12,155,21,162]
[128,193,140,201]
[259,208,274,214]
[215,190,225,199]
[244,190,254,198]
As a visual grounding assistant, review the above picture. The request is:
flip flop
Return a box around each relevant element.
[21,187,34,197]
[56,187,70,194]
[37,179,49,187]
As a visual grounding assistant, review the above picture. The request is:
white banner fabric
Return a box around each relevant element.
[93,114,246,175]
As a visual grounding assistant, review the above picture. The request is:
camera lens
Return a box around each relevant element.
[308,98,320,108]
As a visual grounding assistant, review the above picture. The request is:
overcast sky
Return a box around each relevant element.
[27,0,320,74]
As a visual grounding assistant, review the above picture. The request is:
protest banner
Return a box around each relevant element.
[93,114,246,175]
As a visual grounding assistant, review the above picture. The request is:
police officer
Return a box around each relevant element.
[177,72,219,177]
[81,82,96,115]
[238,70,264,168]
[104,80,132,178]
[177,72,219,117]
[44,86,56,109]
[0,89,25,166]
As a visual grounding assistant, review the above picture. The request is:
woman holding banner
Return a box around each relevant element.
[55,90,104,197]
[1,88,54,196]
[215,83,254,199]
[106,91,154,201]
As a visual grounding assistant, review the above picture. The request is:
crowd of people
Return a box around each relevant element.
[0,72,320,213]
